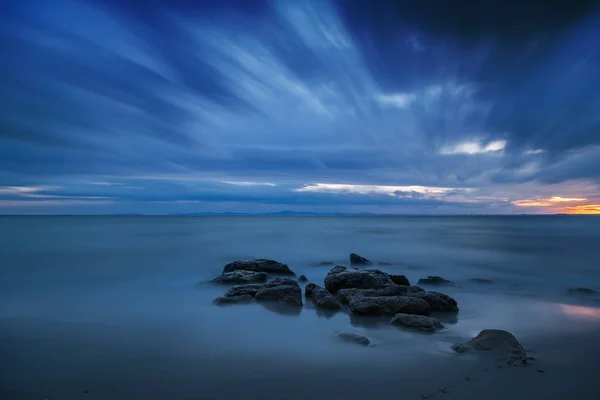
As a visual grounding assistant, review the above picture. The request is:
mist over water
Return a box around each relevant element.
[2,216,600,399]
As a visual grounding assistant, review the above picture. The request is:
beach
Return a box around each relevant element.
[1,215,600,399]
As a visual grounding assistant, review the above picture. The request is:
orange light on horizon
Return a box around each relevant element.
[513,196,587,207]
[558,204,600,215]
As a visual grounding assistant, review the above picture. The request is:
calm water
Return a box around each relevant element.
[1,215,600,399]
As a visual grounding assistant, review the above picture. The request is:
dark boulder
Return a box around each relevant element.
[417,276,455,286]
[309,284,341,310]
[298,275,308,282]
[304,282,319,298]
[265,277,299,288]
[348,295,431,316]
[452,329,527,359]
[350,253,372,266]
[411,291,459,312]
[389,274,410,286]
[390,313,444,333]
[255,285,303,307]
[223,259,295,275]
[325,267,393,293]
[337,285,424,304]
[224,284,264,298]
[212,270,269,284]
[213,294,254,305]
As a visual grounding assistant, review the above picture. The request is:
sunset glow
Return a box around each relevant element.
[513,197,587,207]
[558,204,600,215]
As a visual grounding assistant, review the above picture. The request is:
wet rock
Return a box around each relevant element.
[298,275,308,282]
[453,329,527,358]
[411,291,459,312]
[265,277,299,288]
[337,332,370,346]
[389,274,410,286]
[255,285,303,307]
[224,284,264,298]
[212,270,269,284]
[213,294,254,305]
[390,313,444,333]
[417,276,455,286]
[350,253,372,266]
[309,285,341,310]
[349,295,431,316]
[568,287,598,295]
[325,267,394,293]
[469,278,493,284]
[223,259,295,275]
[305,282,318,298]
[338,285,424,304]
[319,261,334,266]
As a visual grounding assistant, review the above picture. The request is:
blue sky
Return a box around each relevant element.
[1,0,600,214]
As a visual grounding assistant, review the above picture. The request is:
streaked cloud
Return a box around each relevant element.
[441,139,507,155]
[513,196,587,207]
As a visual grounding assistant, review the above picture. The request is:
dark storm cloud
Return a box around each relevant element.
[1,0,599,213]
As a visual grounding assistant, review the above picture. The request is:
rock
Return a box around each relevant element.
[453,329,527,358]
[255,285,303,307]
[304,283,318,298]
[350,253,372,266]
[224,284,264,298]
[325,267,394,293]
[212,270,269,284]
[411,291,459,312]
[417,276,455,286]
[298,275,308,282]
[390,313,444,333]
[265,277,299,288]
[319,261,334,266]
[213,294,254,305]
[389,274,410,286]
[469,278,493,284]
[338,285,424,304]
[223,259,295,275]
[568,287,598,295]
[337,332,370,346]
[309,285,341,310]
[349,296,431,316]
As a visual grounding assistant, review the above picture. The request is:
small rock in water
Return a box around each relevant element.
[298,275,308,282]
[265,277,299,288]
[337,285,424,304]
[325,266,393,293]
[350,253,372,266]
[417,276,455,286]
[319,261,334,266]
[255,285,303,307]
[213,294,254,305]
[568,287,598,295]
[411,291,459,312]
[337,332,370,346]
[389,274,410,286]
[224,284,263,298]
[349,295,431,316]
[453,329,527,358]
[304,282,318,297]
[390,313,444,333]
[223,259,295,275]
[309,284,341,310]
[212,270,269,284]
[469,278,493,284]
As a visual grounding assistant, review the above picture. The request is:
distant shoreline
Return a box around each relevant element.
[0,213,591,217]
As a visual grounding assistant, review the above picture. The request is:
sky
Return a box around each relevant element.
[1,0,600,215]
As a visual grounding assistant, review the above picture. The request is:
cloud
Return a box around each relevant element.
[441,139,506,155]
[512,196,587,207]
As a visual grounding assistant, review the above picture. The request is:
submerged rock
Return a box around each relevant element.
[337,332,370,346]
[265,277,299,288]
[411,291,459,312]
[224,284,264,298]
[337,285,424,304]
[305,282,318,298]
[213,294,254,305]
[417,276,455,286]
[319,261,334,266]
[389,274,410,286]
[350,253,372,266]
[469,278,493,284]
[309,284,341,310]
[349,295,431,316]
[298,275,308,282]
[223,259,295,275]
[212,270,269,284]
[255,285,303,307]
[568,287,598,295]
[453,329,527,358]
[390,313,444,333]
[325,267,394,293]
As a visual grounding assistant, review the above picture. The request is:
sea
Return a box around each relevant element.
[1,215,600,399]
